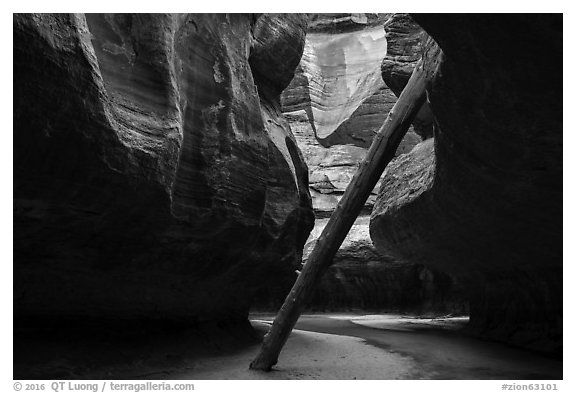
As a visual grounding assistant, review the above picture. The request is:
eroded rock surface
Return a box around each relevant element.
[282,13,424,217]
[286,110,381,216]
[13,13,314,324]
[275,14,463,314]
[306,216,465,314]
[281,13,422,150]
[380,13,434,139]
[371,14,562,353]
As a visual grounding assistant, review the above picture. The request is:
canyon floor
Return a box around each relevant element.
[175,314,562,380]
[15,313,562,380]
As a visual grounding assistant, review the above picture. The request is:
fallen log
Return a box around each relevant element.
[250,57,431,371]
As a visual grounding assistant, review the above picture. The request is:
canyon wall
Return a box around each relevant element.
[380,13,434,139]
[371,14,562,353]
[14,13,314,324]
[282,13,424,218]
[14,13,561,355]
[281,13,422,150]
[278,13,464,314]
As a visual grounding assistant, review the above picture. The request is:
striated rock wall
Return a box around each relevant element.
[281,13,427,217]
[274,14,463,314]
[286,115,460,315]
[14,13,314,324]
[281,13,422,151]
[371,15,562,353]
[306,13,391,33]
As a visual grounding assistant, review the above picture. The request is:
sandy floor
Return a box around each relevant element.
[14,313,562,380]
[172,314,561,380]
[273,314,562,379]
[171,321,425,379]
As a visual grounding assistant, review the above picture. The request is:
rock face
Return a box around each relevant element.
[306,216,466,314]
[275,14,463,314]
[13,13,314,324]
[371,15,562,353]
[287,111,381,217]
[380,13,434,139]
[281,13,426,217]
[281,13,422,151]
[306,13,391,33]
[286,115,462,315]
[380,14,426,96]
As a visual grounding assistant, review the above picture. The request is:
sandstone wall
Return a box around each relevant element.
[13,13,314,324]
[370,14,562,353]
[276,14,463,314]
[281,13,422,150]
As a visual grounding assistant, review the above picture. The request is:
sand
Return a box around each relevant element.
[170,313,561,379]
[14,313,562,380]
[172,321,425,379]
[268,314,562,380]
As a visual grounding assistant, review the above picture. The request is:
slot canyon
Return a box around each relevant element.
[13,13,562,380]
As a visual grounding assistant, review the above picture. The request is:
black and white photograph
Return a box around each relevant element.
[8,2,570,390]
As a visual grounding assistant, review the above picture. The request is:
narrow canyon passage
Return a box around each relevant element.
[13,13,562,381]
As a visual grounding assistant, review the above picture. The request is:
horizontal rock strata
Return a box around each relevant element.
[380,13,434,139]
[307,216,466,314]
[281,13,422,151]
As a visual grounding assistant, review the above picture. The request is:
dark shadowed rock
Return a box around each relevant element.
[381,13,434,139]
[371,14,562,354]
[306,216,466,314]
[250,14,308,98]
[380,13,427,95]
[13,13,314,324]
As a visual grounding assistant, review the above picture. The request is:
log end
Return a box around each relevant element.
[249,356,277,372]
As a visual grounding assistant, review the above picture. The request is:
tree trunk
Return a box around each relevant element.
[250,58,430,371]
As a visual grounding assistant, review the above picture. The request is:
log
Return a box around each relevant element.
[250,58,430,371]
